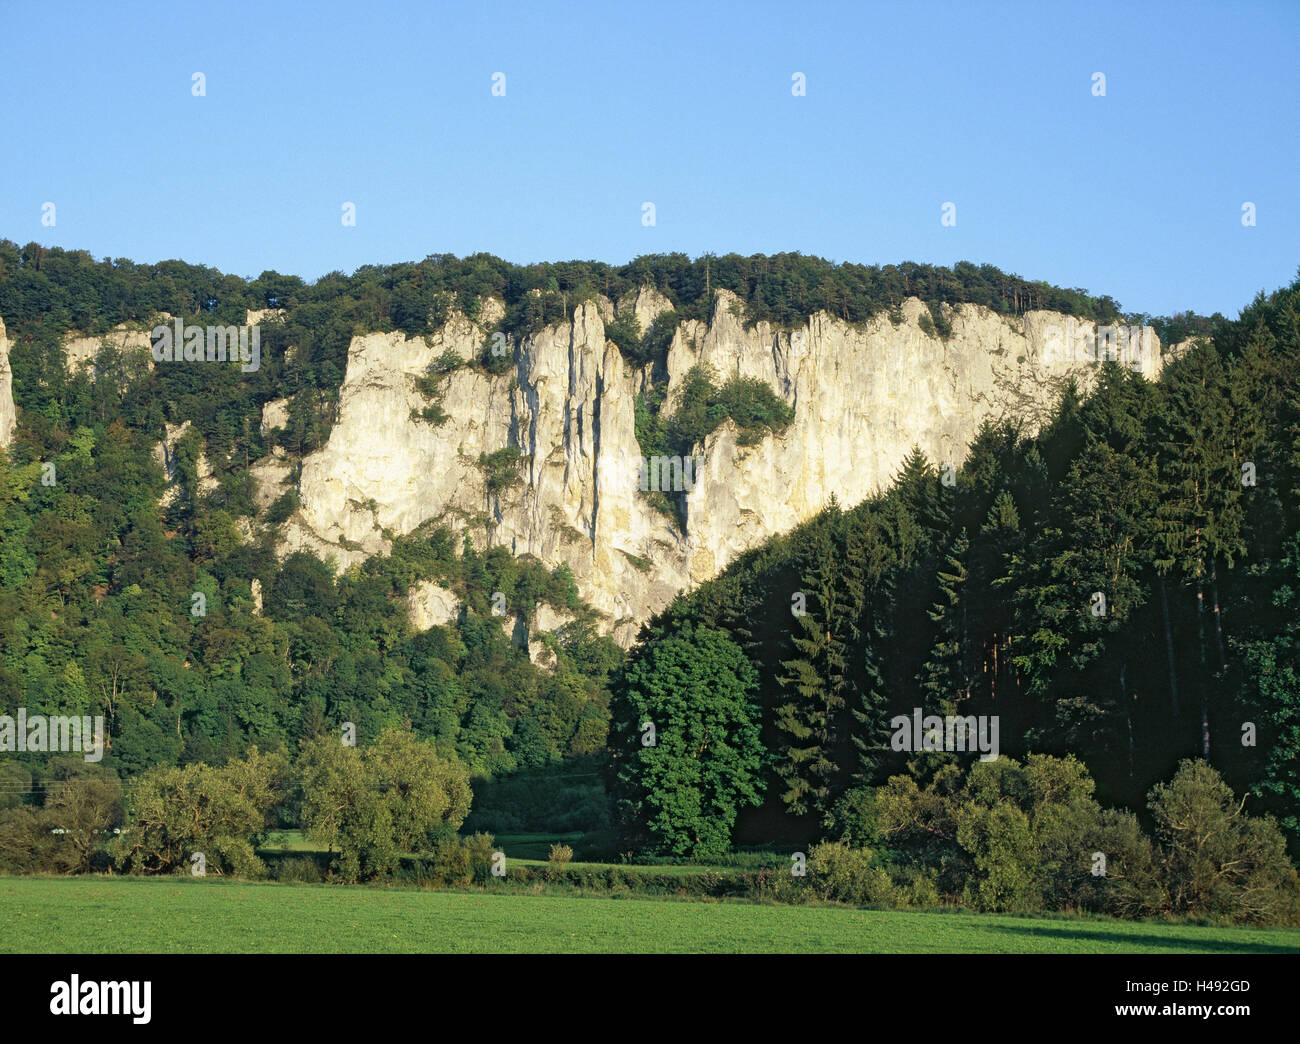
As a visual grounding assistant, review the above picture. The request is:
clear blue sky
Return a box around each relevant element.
[1,0,1296,317]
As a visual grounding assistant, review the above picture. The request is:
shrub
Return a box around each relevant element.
[0,807,51,873]
[890,867,941,908]
[275,857,324,884]
[603,311,643,358]
[424,837,472,886]
[265,488,300,524]
[548,842,574,866]
[826,785,882,847]
[1149,759,1300,924]
[477,446,526,495]
[464,831,497,884]
[114,749,286,878]
[641,310,679,359]
[298,729,471,884]
[477,333,515,373]
[956,801,1041,912]
[808,841,892,905]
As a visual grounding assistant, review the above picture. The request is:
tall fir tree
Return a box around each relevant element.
[1153,343,1244,758]
[775,507,850,816]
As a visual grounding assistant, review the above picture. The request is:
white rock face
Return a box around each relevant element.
[64,324,156,376]
[285,292,1178,645]
[525,603,575,670]
[406,580,462,630]
[246,308,286,326]
[0,316,15,448]
[261,398,291,439]
[533,603,574,634]
[251,455,293,512]
[616,286,675,335]
[153,420,220,507]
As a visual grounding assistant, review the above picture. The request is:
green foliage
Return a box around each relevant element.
[465,758,613,834]
[776,510,854,816]
[869,753,1296,923]
[602,311,643,359]
[4,239,1300,921]
[0,762,124,874]
[825,785,882,847]
[114,747,287,877]
[1149,759,1300,923]
[477,446,526,496]
[265,488,300,525]
[806,841,894,905]
[298,727,471,883]
[632,365,795,517]
[608,625,765,858]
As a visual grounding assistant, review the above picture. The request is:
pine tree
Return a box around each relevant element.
[775,510,849,816]
[1153,343,1244,758]
[845,511,895,783]
[972,490,1022,708]
[920,529,973,715]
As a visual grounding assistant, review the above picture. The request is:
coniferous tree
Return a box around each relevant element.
[775,509,850,816]
[1153,344,1244,758]
[973,491,1022,710]
[846,511,896,783]
[920,529,974,715]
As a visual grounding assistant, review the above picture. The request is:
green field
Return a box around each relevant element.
[2,877,1298,953]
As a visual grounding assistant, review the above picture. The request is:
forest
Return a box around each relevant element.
[0,245,1296,923]
[612,273,1300,867]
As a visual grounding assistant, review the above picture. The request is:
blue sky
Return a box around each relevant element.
[1,0,1296,317]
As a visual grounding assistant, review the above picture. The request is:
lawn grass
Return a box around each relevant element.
[2,876,1298,954]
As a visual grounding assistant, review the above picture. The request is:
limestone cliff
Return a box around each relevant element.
[282,291,1179,644]
[0,316,14,448]
[63,322,156,376]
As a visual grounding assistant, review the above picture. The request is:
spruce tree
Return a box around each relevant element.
[920,529,973,715]
[775,509,849,816]
[845,511,896,783]
[1153,343,1243,758]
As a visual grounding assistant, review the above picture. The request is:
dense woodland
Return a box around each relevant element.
[0,245,1296,922]
[613,273,1300,867]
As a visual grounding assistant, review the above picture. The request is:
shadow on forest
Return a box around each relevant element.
[985,922,1300,954]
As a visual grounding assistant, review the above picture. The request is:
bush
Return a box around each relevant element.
[265,488,299,524]
[298,729,472,884]
[641,310,679,359]
[956,801,1041,912]
[826,786,882,847]
[425,837,472,886]
[808,841,892,905]
[548,842,574,866]
[114,749,286,878]
[464,832,497,884]
[477,447,526,495]
[1149,759,1300,924]
[477,333,515,373]
[275,857,324,884]
[0,807,50,873]
[890,867,941,908]
[603,312,643,359]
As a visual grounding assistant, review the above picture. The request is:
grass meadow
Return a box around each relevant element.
[3,876,1298,954]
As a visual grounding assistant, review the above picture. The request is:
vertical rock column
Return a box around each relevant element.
[0,315,17,448]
